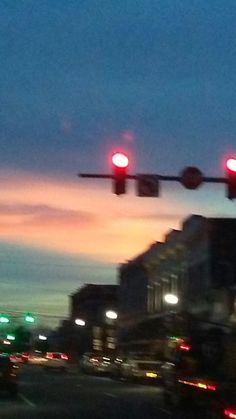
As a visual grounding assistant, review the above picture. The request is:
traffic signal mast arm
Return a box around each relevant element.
[79,155,235,199]
[79,173,226,182]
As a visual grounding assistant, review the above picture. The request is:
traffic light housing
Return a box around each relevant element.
[226,158,236,200]
[112,152,129,195]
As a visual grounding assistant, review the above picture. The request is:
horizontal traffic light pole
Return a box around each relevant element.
[79,154,236,198]
[79,173,226,183]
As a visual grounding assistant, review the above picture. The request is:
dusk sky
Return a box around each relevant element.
[1,0,236,327]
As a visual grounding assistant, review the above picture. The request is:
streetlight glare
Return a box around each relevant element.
[164,294,179,305]
[7,334,15,341]
[39,335,47,341]
[0,316,9,324]
[25,314,35,323]
[75,319,86,326]
[106,310,118,320]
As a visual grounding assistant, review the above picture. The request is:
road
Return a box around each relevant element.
[0,365,173,419]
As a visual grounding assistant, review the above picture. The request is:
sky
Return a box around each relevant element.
[1,0,236,327]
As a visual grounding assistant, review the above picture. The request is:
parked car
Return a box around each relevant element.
[45,352,69,372]
[0,354,18,397]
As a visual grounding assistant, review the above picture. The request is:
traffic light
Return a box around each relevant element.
[24,313,35,323]
[111,152,129,195]
[226,158,236,200]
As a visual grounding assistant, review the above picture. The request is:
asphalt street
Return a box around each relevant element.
[0,365,208,419]
[0,365,173,419]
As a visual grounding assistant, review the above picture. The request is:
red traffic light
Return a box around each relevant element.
[111,152,129,195]
[112,152,129,168]
[226,157,236,200]
[226,158,236,172]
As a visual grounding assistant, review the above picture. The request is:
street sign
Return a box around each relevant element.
[136,175,159,197]
[180,166,203,190]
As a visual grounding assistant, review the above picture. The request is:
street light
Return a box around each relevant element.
[6,334,15,341]
[105,310,118,320]
[38,335,47,341]
[0,315,10,324]
[164,294,179,305]
[75,319,86,327]
[25,314,35,323]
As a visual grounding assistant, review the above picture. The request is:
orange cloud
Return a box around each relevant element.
[0,169,186,262]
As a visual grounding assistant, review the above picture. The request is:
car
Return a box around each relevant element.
[80,352,94,373]
[92,356,112,375]
[109,357,125,379]
[204,382,236,419]
[45,352,69,372]
[121,356,162,383]
[10,353,24,365]
[0,354,18,397]
[80,353,112,375]
[21,353,30,363]
[28,352,47,366]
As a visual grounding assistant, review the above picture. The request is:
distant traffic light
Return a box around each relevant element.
[111,152,129,195]
[226,157,236,200]
[24,313,35,323]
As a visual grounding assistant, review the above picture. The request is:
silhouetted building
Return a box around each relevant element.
[118,215,236,354]
[70,284,118,355]
[117,243,162,352]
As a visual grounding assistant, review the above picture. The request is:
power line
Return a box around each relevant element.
[0,260,112,269]
[0,309,68,319]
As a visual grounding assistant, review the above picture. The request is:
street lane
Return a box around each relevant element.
[0,365,171,419]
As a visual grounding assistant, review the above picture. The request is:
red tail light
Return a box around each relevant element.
[61,354,68,360]
[180,344,191,351]
[46,353,53,360]
[207,384,216,391]
[178,379,216,391]
[224,409,236,418]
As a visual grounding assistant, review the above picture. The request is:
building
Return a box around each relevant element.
[70,284,118,355]
[118,215,236,354]
[148,215,236,321]
[117,242,163,353]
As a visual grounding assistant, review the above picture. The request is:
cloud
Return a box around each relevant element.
[0,202,98,230]
[0,169,186,262]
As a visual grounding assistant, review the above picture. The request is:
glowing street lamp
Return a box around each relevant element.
[6,334,15,341]
[75,319,86,327]
[25,314,35,323]
[105,310,118,320]
[164,294,179,305]
[0,315,10,324]
[38,335,47,341]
